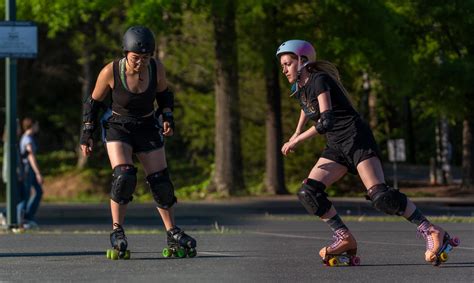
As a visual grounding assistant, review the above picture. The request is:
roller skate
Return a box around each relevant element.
[162,226,197,258]
[106,223,131,260]
[417,222,460,266]
[320,228,360,267]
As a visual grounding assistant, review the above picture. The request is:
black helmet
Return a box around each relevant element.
[122,26,155,54]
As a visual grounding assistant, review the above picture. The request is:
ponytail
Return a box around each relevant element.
[306,60,341,81]
[305,60,354,107]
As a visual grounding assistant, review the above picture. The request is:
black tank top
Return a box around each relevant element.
[111,58,157,117]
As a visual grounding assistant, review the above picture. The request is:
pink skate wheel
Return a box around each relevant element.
[450,237,460,247]
[350,256,361,266]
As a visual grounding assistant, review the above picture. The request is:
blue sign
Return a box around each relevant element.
[0,21,38,58]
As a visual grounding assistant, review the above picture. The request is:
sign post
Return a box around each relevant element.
[387,139,406,190]
[2,0,37,228]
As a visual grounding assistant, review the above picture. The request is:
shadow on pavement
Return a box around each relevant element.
[0,251,104,258]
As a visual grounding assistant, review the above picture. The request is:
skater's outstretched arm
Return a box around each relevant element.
[289,110,309,141]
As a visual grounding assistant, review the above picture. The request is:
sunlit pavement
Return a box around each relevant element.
[0,199,473,281]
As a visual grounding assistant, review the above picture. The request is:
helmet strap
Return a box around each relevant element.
[290,55,303,97]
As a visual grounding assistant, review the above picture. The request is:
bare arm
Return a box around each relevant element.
[91,62,114,102]
[295,110,309,134]
[289,110,308,142]
[296,126,318,143]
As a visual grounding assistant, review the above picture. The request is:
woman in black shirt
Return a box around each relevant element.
[80,26,196,260]
[276,39,458,266]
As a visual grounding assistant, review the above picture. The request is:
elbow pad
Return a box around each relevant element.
[315,110,334,134]
[156,88,174,112]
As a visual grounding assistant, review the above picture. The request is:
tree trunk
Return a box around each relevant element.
[76,46,93,169]
[209,0,244,196]
[435,117,452,185]
[462,115,474,189]
[403,96,416,163]
[263,6,287,195]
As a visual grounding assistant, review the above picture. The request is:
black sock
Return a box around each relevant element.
[407,208,429,226]
[325,214,348,232]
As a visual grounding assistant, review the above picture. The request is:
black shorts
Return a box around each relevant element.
[321,119,380,175]
[102,112,164,153]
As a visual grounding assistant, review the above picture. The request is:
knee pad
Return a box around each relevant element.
[146,168,177,209]
[110,164,137,205]
[297,178,332,217]
[367,184,407,215]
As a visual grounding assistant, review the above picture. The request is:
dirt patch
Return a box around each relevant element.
[44,172,93,199]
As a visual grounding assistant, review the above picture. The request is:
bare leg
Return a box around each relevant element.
[357,157,415,218]
[157,207,175,230]
[307,158,359,260]
[136,147,175,230]
[357,157,454,263]
[106,141,134,229]
[307,158,348,220]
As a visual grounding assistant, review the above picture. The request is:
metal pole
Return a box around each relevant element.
[5,0,18,227]
[393,161,398,190]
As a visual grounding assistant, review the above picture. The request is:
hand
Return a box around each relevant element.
[35,173,44,185]
[163,122,174,136]
[281,138,300,156]
[80,139,93,156]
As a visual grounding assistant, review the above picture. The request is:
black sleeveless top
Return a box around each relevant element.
[111,58,157,117]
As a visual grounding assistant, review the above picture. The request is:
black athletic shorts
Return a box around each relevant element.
[321,119,380,175]
[102,112,164,153]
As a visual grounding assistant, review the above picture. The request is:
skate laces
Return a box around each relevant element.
[330,229,350,249]
[168,226,184,239]
[417,223,434,250]
[112,223,126,239]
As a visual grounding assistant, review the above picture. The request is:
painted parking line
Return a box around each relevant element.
[249,231,474,250]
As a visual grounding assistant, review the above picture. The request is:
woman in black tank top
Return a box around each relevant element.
[276,40,455,266]
[79,26,196,259]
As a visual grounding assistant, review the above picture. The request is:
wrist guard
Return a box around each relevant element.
[156,88,174,112]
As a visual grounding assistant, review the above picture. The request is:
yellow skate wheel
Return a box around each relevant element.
[110,250,119,260]
[123,250,131,260]
[328,258,338,267]
[106,249,112,259]
[439,252,448,262]
[162,247,173,258]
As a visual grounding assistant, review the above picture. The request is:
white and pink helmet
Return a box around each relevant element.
[276,39,316,69]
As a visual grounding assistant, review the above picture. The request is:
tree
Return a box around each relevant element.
[209,0,244,195]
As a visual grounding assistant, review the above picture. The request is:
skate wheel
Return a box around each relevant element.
[175,247,186,258]
[450,237,460,247]
[187,248,197,258]
[162,247,173,258]
[106,249,112,259]
[350,256,361,266]
[328,258,338,267]
[110,250,119,260]
[123,250,131,260]
[439,252,448,262]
